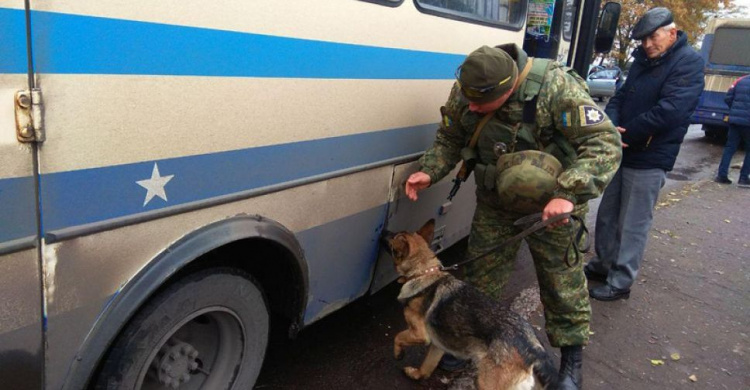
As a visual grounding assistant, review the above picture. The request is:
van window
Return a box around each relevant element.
[710,27,750,67]
[416,0,526,29]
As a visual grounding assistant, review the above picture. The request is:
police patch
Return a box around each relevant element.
[578,105,605,127]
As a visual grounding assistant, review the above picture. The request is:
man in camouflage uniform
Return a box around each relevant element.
[405,45,622,389]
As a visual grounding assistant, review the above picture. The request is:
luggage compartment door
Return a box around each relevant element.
[369,161,476,294]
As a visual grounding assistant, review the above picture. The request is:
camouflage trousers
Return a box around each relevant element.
[463,193,591,347]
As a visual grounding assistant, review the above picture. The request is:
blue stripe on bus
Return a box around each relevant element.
[0,176,38,242]
[29,124,436,239]
[0,8,28,73]
[0,8,465,79]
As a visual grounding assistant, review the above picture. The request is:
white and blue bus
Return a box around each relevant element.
[0,1,617,388]
[691,18,750,139]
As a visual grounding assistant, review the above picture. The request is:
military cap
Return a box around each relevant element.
[631,7,674,40]
[457,46,518,103]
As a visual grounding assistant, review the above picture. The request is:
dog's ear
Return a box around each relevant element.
[416,219,435,244]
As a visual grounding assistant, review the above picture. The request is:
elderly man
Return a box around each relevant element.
[405,44,621,389]
[585,8,705,301]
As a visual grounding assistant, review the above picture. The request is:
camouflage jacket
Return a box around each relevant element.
[419,57,622,206]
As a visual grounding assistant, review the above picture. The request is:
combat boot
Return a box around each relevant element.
[558,345,582,390]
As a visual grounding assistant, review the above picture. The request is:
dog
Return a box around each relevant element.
[385,219,558,390]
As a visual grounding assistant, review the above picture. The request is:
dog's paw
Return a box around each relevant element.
[394,346,405,360]
[403,366,423,380]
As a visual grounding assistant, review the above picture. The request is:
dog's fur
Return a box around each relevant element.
[386,220,558,390]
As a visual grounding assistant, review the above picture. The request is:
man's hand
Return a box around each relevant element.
[617,126,628,148]
[542,198,574,228]
[405,172,431,201]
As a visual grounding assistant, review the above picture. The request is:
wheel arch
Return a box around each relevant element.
[63,214,308,390]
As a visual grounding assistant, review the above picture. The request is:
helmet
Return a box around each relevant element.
[495,150,562,214]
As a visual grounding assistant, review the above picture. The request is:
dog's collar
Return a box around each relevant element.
[403,264,444,282]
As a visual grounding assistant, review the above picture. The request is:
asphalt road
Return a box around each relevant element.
[254,125,749,389]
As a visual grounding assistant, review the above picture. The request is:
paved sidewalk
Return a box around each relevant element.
[569,180,748,390]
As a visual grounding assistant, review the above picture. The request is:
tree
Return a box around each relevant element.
[600,0,736,70]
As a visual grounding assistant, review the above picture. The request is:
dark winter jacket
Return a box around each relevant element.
[725,75,750,127]
[605,31,704,171]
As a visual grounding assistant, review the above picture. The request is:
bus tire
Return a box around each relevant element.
[93,268,269,390]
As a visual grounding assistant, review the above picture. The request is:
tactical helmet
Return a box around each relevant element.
[495,150,562,214]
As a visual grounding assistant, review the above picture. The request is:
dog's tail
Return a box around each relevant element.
[530,347,558,389]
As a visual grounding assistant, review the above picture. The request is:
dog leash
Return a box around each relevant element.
[440,212,589,271]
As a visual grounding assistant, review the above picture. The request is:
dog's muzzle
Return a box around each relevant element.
[380,229,396,248]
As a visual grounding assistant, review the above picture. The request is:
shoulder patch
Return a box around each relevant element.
[578,105,605,127]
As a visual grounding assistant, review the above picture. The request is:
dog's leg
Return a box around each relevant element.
[393,328,425,360]
[476,351,534,390]
[394,301,428,359]
[404,344,445,380]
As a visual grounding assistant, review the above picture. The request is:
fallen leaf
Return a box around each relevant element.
[689,374,697,382]
[650,359,665,366]
[670,353,680,361]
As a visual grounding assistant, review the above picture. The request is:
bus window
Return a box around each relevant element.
[562,0,576,41]
[360,0,404,6]
[416,0,527,28]
[710,28,750,67]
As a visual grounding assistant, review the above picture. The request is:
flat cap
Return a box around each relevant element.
[457,46,518,103]
[631,7,674,40]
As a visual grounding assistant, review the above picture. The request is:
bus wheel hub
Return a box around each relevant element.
[155,340,200,388]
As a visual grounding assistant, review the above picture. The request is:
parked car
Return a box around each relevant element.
[587,68,622,101]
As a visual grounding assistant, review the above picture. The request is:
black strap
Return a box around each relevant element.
[441,212,589,271]
[522,95,538,124]
[564,214,590,267]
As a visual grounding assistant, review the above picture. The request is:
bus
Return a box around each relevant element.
[691,18,750,139]
[0,1,617,388]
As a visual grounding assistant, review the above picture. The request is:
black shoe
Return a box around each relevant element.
[438,353,468,372]
[715,175,732,184]
[583,266,607,283]
[738,177,750,188]
[589,284,630,301]
[558,346,582,390]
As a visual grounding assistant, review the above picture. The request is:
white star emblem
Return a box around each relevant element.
[586,108,602,122]
[136,163,174,206]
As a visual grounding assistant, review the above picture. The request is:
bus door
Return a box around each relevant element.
[0,3,44,389]
[370,162,476,294]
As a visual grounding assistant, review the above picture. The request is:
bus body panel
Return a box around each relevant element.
[0,1,609,388]
[0,3,44,388]
[0,249,43,389]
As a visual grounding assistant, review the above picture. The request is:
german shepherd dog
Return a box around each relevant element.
[385,220,558,390]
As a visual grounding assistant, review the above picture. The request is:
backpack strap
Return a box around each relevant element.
[517,58,554,151]
[519,58,554,106]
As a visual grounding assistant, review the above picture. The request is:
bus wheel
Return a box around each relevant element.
[94,268,269,390]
